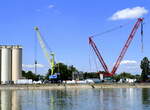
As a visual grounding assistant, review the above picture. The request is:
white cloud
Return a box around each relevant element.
[118,61,141,74]
[22,64,45,68]
[48,4,55,9]
[120,60,137,65]
[112,60,140,74]
[109,7,148,20]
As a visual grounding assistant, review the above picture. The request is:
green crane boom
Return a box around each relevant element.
[34,26,55,75]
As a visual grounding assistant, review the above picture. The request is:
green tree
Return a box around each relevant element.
[119,72,135,79]
[112,74,121,82]
[22,71,43,81]
[112,72,138,82]
[45,69,51,80]
[55,63,69,80]
[140,57,150,81]
[135,74,141,81]
[46,63,78,81]
[83,72,99,79]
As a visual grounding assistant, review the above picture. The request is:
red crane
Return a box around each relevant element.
[89,18,144,77]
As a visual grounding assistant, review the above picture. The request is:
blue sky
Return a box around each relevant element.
[0,0,150,74]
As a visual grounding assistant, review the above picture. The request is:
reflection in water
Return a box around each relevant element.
[0,88,150,110]
[1,90,12,110]
[12,90,21,110]
[99,88,143,110]
[142,88,150,107]
[1,90,21,110]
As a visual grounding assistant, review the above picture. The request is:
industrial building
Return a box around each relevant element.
[0,45,22,84]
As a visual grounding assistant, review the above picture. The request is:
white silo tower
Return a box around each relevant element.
[12,46,22,83]
[1,46,12,84]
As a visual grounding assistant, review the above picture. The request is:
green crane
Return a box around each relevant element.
[34,26,55,76]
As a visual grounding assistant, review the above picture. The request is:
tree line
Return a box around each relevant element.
[22,57,150,82]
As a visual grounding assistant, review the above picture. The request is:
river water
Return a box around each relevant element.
[0,88,150,110]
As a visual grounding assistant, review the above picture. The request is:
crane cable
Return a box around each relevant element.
[88,22,130,72]
[89,44,99,72]
[93,53,99,72]
[88,19,144,73]
[91,21,132,38]
[40,31,53,53]
[88,45,92,72]
[141,21,144,53]
[34,32,37,74]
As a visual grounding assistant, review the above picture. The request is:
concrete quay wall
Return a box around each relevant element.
[0,83,150,90]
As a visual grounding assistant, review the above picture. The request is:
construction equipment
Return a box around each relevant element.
[89,18,144,77]
[34,27,55,76]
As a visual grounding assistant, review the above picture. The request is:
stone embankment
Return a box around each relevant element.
[0,83,150,90]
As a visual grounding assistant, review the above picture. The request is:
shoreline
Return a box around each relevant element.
[0,83,150,90]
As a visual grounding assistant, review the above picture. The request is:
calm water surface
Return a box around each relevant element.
[0,88,150,110]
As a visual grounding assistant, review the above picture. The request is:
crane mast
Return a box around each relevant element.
[111,18,143,75]
[34,27,55,75]
[89,18,144,76]
[89,37,109,73]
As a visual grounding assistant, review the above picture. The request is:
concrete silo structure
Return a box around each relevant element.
[0,45,22,84]
[0,49,1,81]
[1,46,12,84]
[12,46,22,83]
